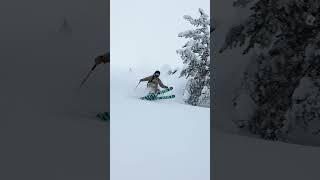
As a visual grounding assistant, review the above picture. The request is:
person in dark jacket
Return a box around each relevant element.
[140,70,168,94]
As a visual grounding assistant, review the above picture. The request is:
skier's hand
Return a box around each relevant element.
[94,56,102,65]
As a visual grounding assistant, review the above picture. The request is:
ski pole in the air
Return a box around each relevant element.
[135,81,141,90]
[79,52,110,89]
[80,64,97,88]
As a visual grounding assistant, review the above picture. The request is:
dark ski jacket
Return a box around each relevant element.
[140,75,168,89]
[95,52,110,65]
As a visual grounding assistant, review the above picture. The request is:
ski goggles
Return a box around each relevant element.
[154,72,160,77]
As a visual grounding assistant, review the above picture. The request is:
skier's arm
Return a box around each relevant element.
[158,79,168,89]
[140,76,152,82]
[94,53,110,65]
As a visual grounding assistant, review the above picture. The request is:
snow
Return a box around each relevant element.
[214,0,320,179]
[213,130,320,180]
[110,67,210,180]
[0,0,108,179]
[110,7,211,180]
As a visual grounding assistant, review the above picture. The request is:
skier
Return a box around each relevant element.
[79,51,110,120]
[139,70,169,94]
[95,52,110,120]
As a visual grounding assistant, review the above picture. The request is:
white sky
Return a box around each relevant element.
[111,0,210,70]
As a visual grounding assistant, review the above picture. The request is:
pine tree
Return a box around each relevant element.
[220,0,320,140]
[177,8,210,106]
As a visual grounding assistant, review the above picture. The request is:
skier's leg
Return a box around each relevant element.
[154,88,160,94]
[147,84,159,100]
[140,83,162,101]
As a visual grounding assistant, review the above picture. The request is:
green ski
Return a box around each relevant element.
[140,87,175,101]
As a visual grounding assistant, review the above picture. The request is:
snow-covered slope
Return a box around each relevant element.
[213,130,320,180]
[213,1,320,179]
[0,0,109,179]
[110,67,210,180]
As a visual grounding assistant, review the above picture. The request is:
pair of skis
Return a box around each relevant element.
[140,87,175,101]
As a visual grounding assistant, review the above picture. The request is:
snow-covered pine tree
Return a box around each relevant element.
[177,8,210,107]
[220,0,320,140]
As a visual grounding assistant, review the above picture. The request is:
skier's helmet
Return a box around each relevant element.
[154,70,160,77]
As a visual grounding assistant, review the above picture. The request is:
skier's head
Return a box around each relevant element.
[153,70,160,77]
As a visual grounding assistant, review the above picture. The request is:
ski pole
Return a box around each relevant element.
[79,53,109,89]
[135,81,141,90]
[80,64,97,88]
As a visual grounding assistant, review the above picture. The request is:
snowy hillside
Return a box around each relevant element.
[213,129,320,180]
[0,0,109,179]
[213,0,320,179]
[110,67,210,180]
